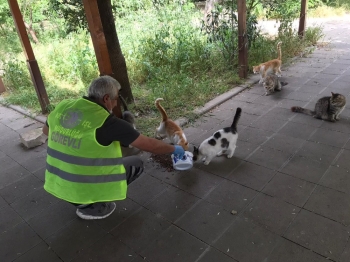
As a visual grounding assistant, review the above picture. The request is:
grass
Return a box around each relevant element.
[0,3,329,137]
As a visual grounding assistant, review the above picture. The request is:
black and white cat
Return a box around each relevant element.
[193,107,241,165]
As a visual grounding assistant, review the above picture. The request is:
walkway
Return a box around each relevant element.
[1,16,350,262]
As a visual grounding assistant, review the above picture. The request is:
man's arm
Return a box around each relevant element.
[131,134,176,154]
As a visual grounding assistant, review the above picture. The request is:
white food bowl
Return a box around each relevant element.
[171,151,193,171]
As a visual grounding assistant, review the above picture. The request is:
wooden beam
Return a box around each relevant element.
[82,0,113,75]
[8,0,50,113]
[298,0,308,38]
[238,0,248,79]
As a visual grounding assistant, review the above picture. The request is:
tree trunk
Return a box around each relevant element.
[97,0,133,103]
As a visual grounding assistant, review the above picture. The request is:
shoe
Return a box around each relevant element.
[76,202,116,220]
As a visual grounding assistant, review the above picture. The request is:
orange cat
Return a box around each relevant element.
[253,41,282,84]
[155,98,189,151]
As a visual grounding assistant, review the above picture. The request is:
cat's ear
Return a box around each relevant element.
[331,92,335,96]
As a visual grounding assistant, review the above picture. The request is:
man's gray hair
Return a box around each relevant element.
[87,75,121,100]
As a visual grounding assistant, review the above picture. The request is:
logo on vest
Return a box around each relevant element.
[60,109,83,129]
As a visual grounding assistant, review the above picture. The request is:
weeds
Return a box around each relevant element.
[0,0,328,136]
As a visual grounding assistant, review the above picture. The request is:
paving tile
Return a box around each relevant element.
[240,103,271,116]
[140,225,208,262]
[262,172,317,207]
[111,207,171,253]
[246,146,292,171]
[249,115,286,132]
[175,200,235,243]
[263,133,305,154]
[319,165,350,193]
[238,126,272,145]
[289,112,324,127]
[20,155,47,173]
[94,198,142,232]
[0,163,32,190]
[10,188,60,221]
[276,98,306,110]
[237,112,260,126]
[0,222,42,262]
[204,180,257,213]
[284,209,349,261]
[334,149,350,171]
[197,154,242,178]
[285,91,316,102]
[194,117,225,133]
[12,241,62,262]
[213,216,280,262]
[343,139,350,151]
[45,219,107,261]
[145,186,199,222]
[319,118,350,134]
[340,240,350,262]
[0,174,43,204]
[308,128,349,148]
[266,238,330,262]
[234,140,258,160]
[242,193,299,235]
[297,140,341,165]
[7,144,47,165]
[166,167,223,199]
[27,200,77,239]
[0,203,24,233]
[278,121,317,140]
[71,233,138,262]
[280,155,329,183]
[32,166,46,181]
[304,185,350,225]
[127,174,170,206]
[0,155,20,173]
[233,92,261,103]
[197,247,238,262]
[264,107,295,121]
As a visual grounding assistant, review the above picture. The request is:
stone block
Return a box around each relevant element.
[19,128,47,149]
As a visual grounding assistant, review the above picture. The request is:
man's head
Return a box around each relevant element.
[88,76,121,112]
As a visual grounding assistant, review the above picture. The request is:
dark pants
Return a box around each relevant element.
[72,155,144,206]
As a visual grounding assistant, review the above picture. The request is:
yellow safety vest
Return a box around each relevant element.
[44,98,127,204]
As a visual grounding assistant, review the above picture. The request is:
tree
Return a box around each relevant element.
[97,0,133,102]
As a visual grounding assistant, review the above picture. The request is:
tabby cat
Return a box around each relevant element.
[193,107,241,165]
[291,92,346,122]
[253,42,282,84]
[155,98,189,151]
[119,94,136,129]
[263,74,288,96]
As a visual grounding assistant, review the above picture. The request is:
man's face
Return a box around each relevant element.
[103,94,118,113]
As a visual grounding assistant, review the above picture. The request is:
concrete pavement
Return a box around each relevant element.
[1,16,350,262]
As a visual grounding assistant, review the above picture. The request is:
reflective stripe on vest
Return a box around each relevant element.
[46,163,126,183]
[47,146,123,166]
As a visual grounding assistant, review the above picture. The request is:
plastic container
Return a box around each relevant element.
[171,151,193,171]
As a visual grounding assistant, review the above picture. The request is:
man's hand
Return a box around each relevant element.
[172,145,185,159]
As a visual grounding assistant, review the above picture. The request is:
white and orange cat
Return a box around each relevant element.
[155,98,189,151]
[253,41,282,84]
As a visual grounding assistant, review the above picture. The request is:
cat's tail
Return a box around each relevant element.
[119,94,128,111]
[277,41,282,61]
[155,98,168,121]
[231,107,242,131]
[291,106,314,116]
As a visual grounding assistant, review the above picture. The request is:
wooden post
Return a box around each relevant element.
[82,0,122,118]
[8,0,50,113]
[238,0,248,79]
[298,0,308,38]
[0,76,6,94]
